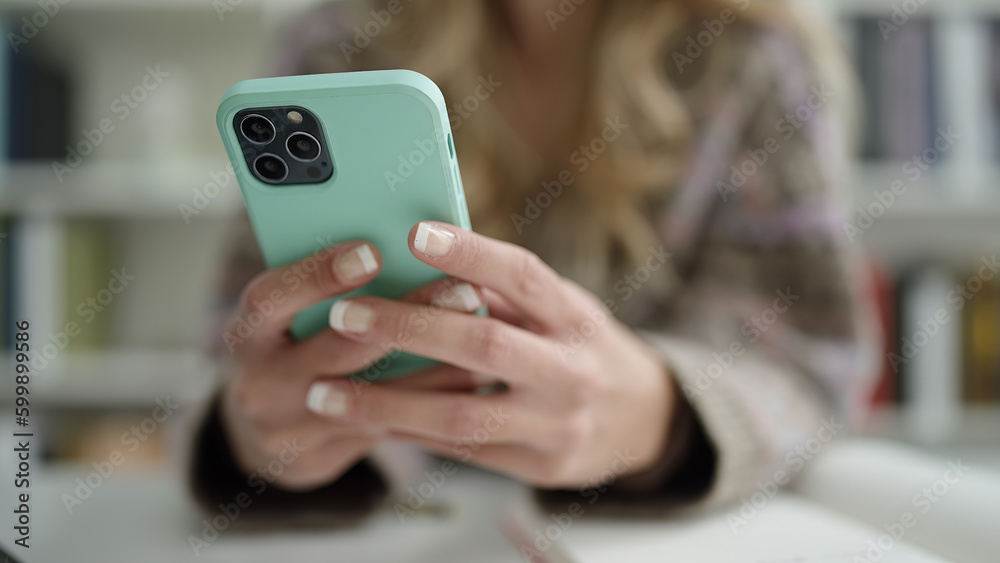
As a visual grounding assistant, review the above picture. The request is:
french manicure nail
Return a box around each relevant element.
[334,244,378,282]
[328,300,374,334]
[433,282,483,312]
[306,382,349,417]
[414,222,456,258]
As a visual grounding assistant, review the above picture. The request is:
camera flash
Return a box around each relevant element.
[287,110,303,124]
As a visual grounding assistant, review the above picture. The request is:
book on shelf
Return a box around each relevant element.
[873,262,1000,422]
[851,17,941,163]
[5,33,72,161]
[992,21,1000,162]
[962,271,1000,403]
[0,16,9,171]
[0,217,10,350]
[1,219,115,355]
[898,266,962,443]
[63,220,113,351]
[868,259,897,406]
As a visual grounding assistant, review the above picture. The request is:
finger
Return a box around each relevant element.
[251,363,483,427]
[391,434,552,485]
[232,241,382,342]
[481,288,530,329]
[383,364,484,391]
[398,277,485,313]
[408,222,581,330]
[288,330,391,379]
[290,279,485,377]
[257,416,379,452]
[304,380,533,444]
[327,297,558,386]
[273,437,376,492]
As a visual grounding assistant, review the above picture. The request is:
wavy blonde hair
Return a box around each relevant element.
[295,0,850,293]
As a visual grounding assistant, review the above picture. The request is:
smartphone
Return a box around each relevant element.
[216,70,473,380]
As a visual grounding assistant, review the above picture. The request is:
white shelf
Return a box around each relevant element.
[0,349,216,408]
[863,405,1000,447]
[818,0,1000,16]
[850,162,1000,217]
[845,163,1000,264]
[0,0,324,12]
[0,160,244,219]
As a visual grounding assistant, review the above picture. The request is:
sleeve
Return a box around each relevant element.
[541,28,881,516]
[188,397,389,530]
[188,2,403,528]
[186,216,391,529]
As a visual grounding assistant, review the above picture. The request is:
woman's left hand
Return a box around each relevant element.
[307,221,677,490]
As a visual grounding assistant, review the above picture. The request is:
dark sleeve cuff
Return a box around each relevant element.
[188,397,389,531]
[533,386,717,517]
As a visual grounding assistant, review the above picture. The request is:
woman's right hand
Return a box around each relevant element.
[218,241,483,491]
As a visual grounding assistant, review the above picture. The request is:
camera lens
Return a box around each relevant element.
[253,153,288,183]
[286,132,321,162]
[240,114,276,145]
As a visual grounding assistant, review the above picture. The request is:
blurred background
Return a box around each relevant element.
[0,0,998,542]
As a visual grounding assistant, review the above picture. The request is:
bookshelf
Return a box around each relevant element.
[0,160,243,218]
[1,0,998,463]
[0,349,213,407]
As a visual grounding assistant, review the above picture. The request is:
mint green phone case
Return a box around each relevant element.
[217,70,472,380]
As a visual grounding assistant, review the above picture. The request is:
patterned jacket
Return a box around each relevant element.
[189,11,880,527]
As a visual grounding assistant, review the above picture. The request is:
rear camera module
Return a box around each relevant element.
[233,107,333,185]
[253,153,288,183]
[286,131,321,162]
[240,114,276,145]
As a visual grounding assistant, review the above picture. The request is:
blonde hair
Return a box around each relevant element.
[296,0,850,293]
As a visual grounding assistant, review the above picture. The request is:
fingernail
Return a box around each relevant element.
[306,382,349,417]
[329,300,374,334]
[433,282,482,312]
[334,244,378,282]
[414,222,456,258]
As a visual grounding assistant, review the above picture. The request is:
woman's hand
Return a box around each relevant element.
[219,241,484,491]
[306,222,678,490]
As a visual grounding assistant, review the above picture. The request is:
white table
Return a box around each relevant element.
[8,459,953,563]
